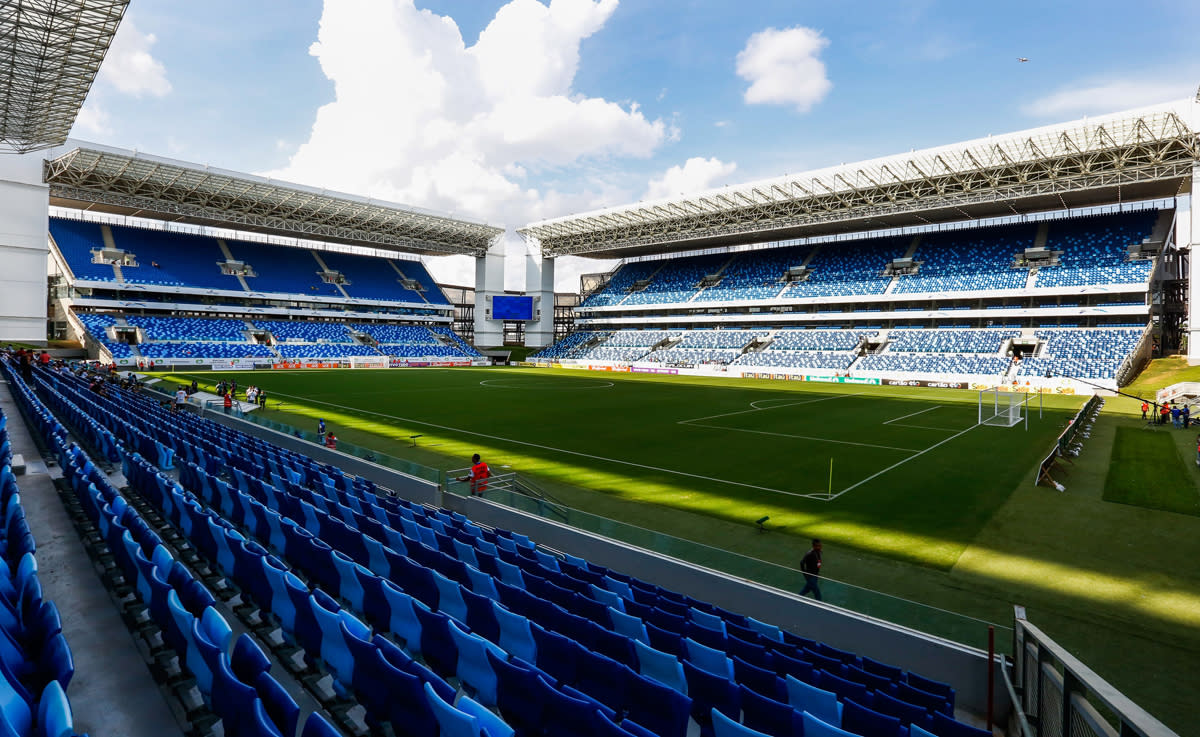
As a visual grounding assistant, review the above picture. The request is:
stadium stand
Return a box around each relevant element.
[581,261,661,307]
[1034,212,1157,289]
[50,216,454,306]
[530,331,611,360]
[698,247,809,302]
[785,238,904,299]
[0,395,82,736]
[886,329,1018,354]
[49,218,118,282]
[108,224,238,290]
[894,226,1034,294]
[625,254,730,305]
[1017,328,1144,381]
[253,320,355,343]
[5,358,996,737]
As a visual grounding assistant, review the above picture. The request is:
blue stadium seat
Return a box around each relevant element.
[738,684,803,737]
[785,674,842,727]
[712,707,774,737]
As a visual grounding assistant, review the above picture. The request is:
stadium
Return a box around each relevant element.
[0,3,1195,737]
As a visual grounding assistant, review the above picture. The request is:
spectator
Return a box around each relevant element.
[223,392,233,415]
[1141,401,1149,420]
[324,432,337,450]
[38,350,51,366]
[175,386,188,412]
[799,539,823,601]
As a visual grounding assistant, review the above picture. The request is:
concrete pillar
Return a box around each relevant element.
[524,254,555,349]
[1185,182,1200,363]
[473,240,506,348]
[0,152,50,344]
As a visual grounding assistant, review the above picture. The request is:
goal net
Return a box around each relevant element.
[979,388,1024,427]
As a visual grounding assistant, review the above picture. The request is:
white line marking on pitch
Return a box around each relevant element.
[685,422,921,453]
[885,423,964,432]
[883,405,942,425]
[264,390,814,498]
[827,422,982,500]
[680,391,866,424]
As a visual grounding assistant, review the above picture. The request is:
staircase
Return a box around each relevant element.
[390,262,430,303]
[100,225,125,284]
[883,235,921,295]
[218,240,252,291]
[312,252,352,300]
[688,254,738,302]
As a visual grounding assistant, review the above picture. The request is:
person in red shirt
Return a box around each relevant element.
[1141,401,1149,420]
[223,392,233,415]
[458,454,491,496]
[38,351,51,366]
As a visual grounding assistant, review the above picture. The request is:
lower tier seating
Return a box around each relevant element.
[8,359,992,737]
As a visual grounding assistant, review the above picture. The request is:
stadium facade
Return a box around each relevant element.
[522,100,1200,392]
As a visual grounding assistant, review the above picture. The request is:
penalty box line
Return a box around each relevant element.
[264,390,820,500]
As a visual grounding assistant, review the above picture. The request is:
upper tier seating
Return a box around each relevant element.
[783,238,905,299]
[576,346,650,363]
[139,342,275,359]
[625,254,731,306]
[49,218,118,282]
[581,262,661,307]
[318,251,427,303]
[14,361,985,737]
[1035,212,1156,288]
[225,241,343,298]
[894,225,1034,294]
[107,224,240,290]
[50,218,450,304]
[698,247,809,302]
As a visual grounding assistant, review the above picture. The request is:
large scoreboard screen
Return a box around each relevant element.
[492,295,535,321]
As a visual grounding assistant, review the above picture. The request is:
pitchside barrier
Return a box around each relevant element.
[1037,395,1102,489]
[1007,611,1178,737]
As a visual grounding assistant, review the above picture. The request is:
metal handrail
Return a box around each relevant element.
[1013,614,1178,737]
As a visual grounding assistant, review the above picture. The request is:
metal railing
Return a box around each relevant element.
[1007,610,1178,737]
[455,483,1012,654]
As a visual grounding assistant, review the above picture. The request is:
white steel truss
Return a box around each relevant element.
[43,146,504,256]
[0,0,128,153]
[520,108,1199,258]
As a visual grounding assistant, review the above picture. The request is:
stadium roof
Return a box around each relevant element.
[0,1,128,154]
[43,143,505,256]
[521,100,1200,259]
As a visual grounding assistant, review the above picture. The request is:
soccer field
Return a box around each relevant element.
[158,367,1083,569]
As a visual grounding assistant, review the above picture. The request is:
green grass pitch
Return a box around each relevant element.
[152,365,1200,733]
[158,367,1081,569]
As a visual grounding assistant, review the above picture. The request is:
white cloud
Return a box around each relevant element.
[1022,79,1195,118]
[97,19,172,97]
[271,0,668,292]
[736,26,831,113]
[72,101,112,137]
[644,157,737,200]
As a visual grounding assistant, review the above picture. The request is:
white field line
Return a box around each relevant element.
[885,423,964,432]
[265,390,814,498]
[679,391,866,424]
[827,422,983,500]
[684,422,921,453]
[883,405,942,425]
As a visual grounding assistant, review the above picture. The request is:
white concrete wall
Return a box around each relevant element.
[473,241,506,347]
[524,254,555,348]
[0,152,50,344]
[1184,185,1200,364]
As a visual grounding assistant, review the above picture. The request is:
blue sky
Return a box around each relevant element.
[72,0,1200,288]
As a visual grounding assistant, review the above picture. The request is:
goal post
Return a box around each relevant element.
[978,387,1025,427]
